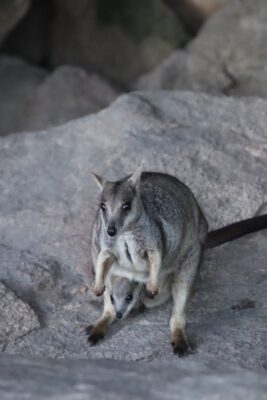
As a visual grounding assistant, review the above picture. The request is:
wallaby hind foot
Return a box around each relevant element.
[171,328,190,356]
[169,245,201,356]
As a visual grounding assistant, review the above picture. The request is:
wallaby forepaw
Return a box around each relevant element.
[92,284,105,297]
[145,285,159,299]
[86,325,105,346]
[88,331,105,346]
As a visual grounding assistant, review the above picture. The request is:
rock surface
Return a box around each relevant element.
[0,0,31,45]
[50,0,187,86]
[0,354,267,400]
[136,0,267,98]
[0,282,39,350]
[2,0,52,65]
[0,91,267,370]
[0,56,119,136]
[163,0,229,35]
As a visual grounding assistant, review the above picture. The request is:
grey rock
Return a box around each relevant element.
[188,0,229,11]
[0,282,39,350]
[136,49,229,93]
[163,0,229,35]
[0,354,267,400]
[0,0,31,45]
[0,91,267,369]
[0,56,119,136]
[3,0,52,64]
[136,0,267,98]
[50,0,187,86]
[0,244,82,326]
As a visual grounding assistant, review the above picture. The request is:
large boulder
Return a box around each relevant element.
[49,0,187,87]
[0,91,267,370]
[163,0,229,34]
[136,0,267,98]
[0,0,31,45]
[0,354,266,400]
[0,56,119,136]
[0,282,39,350]
[2,0,52,65]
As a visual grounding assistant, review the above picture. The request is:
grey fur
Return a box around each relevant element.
[106,271,172,317]
[88,169,267,353]
[108,274,144,319]
[91,170,208,280]
[89,169,208,354]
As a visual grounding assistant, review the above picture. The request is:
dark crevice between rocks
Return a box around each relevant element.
[231,299,256,311]
[255,202,267,216]
[131,92,191,128]
[0,243,75,328]
[132,93,167,122]
[163,0,206,36]
[1,325,41,353]
[221,63,239,95]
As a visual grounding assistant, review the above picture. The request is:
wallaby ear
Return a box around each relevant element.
[90,172,106,190]
[127,164,143,188]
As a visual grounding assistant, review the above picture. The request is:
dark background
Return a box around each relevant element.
[1,0,265,136]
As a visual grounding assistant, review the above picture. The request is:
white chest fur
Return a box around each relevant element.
[108,233,149,282]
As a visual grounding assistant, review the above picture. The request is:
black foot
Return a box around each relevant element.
[85,324,105,346]
[171,330,194,357]
[88,331,105,346]
[172,340,190,357]
[84,325,93,335]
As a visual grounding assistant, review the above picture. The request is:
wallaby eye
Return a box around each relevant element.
[110,294,114,304]
[100,202,106,212]
[125,293,133,302]
[122,201,131,211]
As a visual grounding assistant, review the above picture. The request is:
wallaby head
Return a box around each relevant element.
[91,165,143,238]
[107,275,143,319]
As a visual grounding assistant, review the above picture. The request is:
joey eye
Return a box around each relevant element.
[110,294,114,304]
[125,293,133,303]
[100,202,106,212]
[122,201,131,211]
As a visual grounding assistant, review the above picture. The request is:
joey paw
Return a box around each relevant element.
[145,286,159,299]
[92,285,105,297]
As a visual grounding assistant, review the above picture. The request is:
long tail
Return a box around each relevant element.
[204,214,267,249]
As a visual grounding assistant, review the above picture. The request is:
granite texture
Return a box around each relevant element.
[0,91,266,369]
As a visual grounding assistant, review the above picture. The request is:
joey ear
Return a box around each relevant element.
[127,164,143,188]
[90,172,106,190]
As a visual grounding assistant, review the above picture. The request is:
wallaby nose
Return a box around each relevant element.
[116,311,123,319]
[107,225,117,237]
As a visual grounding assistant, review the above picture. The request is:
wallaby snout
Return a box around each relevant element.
[107,225,117,237]
[116,311,123,319]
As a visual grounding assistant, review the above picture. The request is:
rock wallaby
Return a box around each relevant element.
[88,167,267,355]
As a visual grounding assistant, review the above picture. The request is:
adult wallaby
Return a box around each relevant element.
[89,167,267,355]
